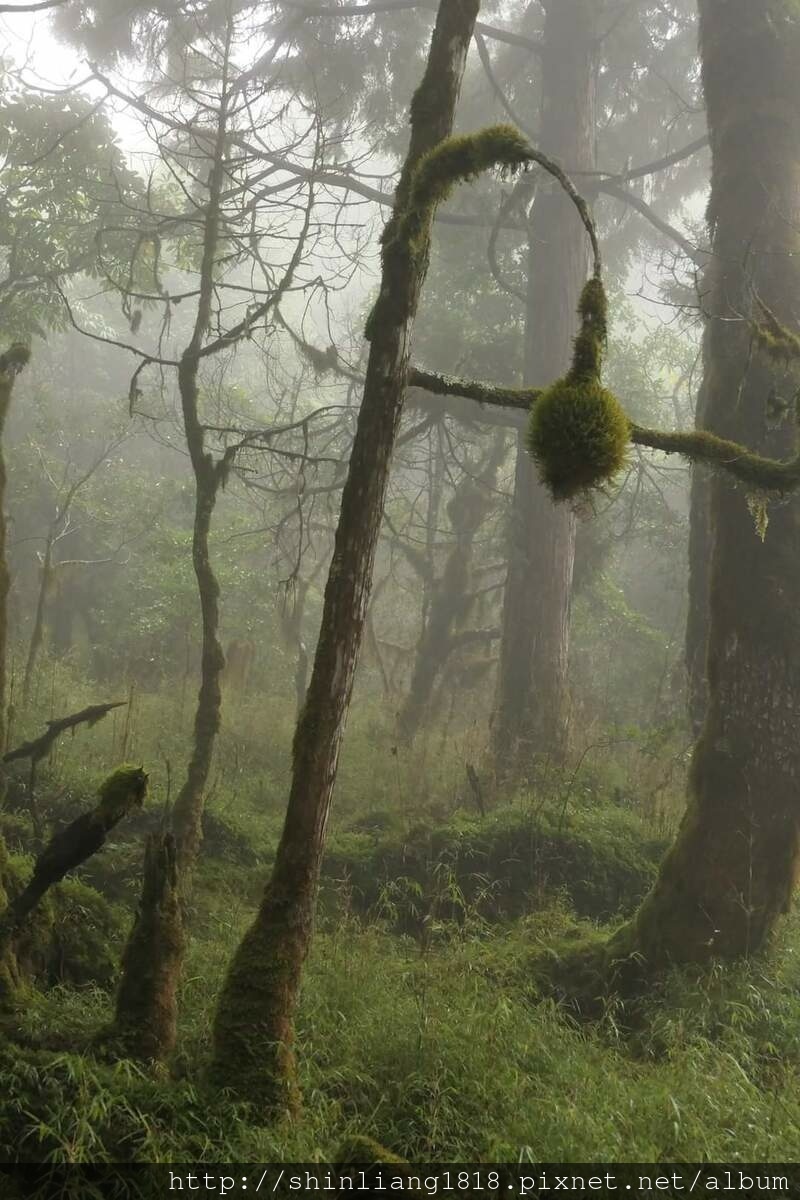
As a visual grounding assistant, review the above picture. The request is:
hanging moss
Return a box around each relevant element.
[527,379,629,501]
[524,276,629,501]
[569,276,608,381]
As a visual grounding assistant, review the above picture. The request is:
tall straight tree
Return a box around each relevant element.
[606,0,800,969]
[211,0,484,1114]
[493,0,597,773]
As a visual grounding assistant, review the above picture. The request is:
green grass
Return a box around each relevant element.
[3,665,800,1165]
[4,901,800,1163]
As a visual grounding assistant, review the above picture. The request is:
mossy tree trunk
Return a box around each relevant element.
[0,765,148,1007]
[610,0,800,971]
[399,434,505,740]
[492,0,596,776]
[170,398,225,876]
[114,832,183,1061]
[210,0,481,1114]
[169,80,230,879]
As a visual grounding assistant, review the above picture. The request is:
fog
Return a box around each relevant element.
[1,0,798,1171]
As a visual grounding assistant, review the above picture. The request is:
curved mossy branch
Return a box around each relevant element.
[397,123,602,276]
[366,123,602,342]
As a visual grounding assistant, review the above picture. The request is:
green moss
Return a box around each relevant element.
[365,126,533,341]
[96,764,149,825]
[752,299,800,364]
[570,276,608,381]
[527,378,630,501]
[397,125,531,255]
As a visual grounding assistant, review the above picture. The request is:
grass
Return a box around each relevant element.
[4,895,800,1163]
[2,662,799,1164]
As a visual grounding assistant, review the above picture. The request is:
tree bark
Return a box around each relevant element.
[608,0,800,971]
[114,832,183,1061]
[0,346,29,751]
[170,414,225,876]
[492,0,596,775]
[210,0,481,1114]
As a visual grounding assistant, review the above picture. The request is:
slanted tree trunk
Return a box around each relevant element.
[210,0,483,1113]
[0,346,30,750]
[492,0,596,775]
[0,765,148,1006]
[607,0,800,971]
[399,434,505,740]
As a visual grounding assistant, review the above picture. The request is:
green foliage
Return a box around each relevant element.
[7,913,800,1161]
[322,800,666,930]
[0,80,143,338]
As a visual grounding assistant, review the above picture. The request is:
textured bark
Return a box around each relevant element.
[493,0,596,774]
[169,82,229,877]
[114,832,183,1061]
[610,0,800,970]
[170,408,225,877]
[685,402,711,736]
[210,0,480,1114]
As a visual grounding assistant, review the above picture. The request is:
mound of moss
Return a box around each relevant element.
[322,802,667,933]
[1,849,127,990]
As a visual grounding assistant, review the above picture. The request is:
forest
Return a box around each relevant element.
[0,0,800,1175]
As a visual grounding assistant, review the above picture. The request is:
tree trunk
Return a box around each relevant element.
[210,0,481,1114]
[0,346,29,750]
[170,398,225,877]
[399,435,505,740]
[114,832,183,1061]
[492,0,596,775]
[22,534,53,707]
[609,0,800,971]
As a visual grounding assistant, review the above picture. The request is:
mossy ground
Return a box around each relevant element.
[2,661,799,1163]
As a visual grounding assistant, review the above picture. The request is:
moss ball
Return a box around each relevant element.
[526,377,630,501]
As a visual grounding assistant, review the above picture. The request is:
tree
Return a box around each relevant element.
[492,0,596,774]
[603,0,800,971]
[423,0,800,978]
[209,0,541,1113]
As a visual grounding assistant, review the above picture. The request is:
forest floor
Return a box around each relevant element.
[1,678,799,1163]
